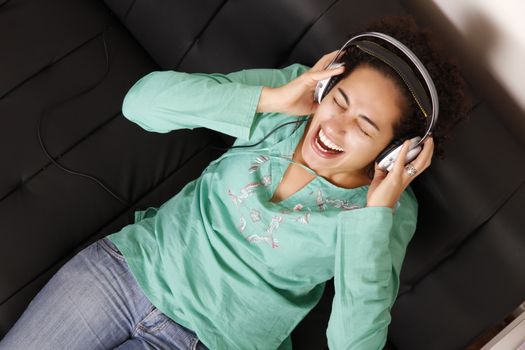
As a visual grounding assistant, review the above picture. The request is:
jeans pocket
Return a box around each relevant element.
[100,237,125,261]
[195,339,210,350]
[136,306,169,334]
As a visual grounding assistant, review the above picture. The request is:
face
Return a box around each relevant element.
[298,64,406,186]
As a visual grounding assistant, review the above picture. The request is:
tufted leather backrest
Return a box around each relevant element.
[103,0,406,72]
[2,0,524,349]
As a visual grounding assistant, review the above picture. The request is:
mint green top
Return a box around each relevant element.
[107,63,418,350]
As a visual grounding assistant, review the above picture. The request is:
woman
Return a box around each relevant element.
[0,16,468,350]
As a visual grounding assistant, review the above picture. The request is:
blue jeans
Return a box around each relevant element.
[0,237,210,350]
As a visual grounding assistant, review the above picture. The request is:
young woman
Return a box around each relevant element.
[0,16,468,350]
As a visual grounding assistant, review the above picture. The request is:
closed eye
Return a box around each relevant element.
[359,126,370,137]
[332,97,370,137]
[333,97,344,110]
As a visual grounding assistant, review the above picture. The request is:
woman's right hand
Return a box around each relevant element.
[258,50,346,116]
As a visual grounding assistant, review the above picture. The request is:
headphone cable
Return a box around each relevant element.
[36,4,308,208]
[210,117,309,151]
[36,16,132,206]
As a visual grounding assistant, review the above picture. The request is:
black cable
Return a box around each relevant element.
[34,3,140,208]
[36,1,308,208]
[36,9,135,206]
[210,118,309,151]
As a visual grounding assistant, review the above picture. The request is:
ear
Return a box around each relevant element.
[321,74,343,102]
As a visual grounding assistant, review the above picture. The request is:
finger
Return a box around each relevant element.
[313,50,343,71]
[394,140,412,174]
[309,65,345,82]
[322,50,342,68]
[410,137,434,172]
[372,162,387,180]
[368,163,387,189]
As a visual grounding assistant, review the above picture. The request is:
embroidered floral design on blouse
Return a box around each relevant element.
[248,155,269,173]
[261,175,271,187]
[268,215,284,233]
[246,215,283,248]
[309,188,362,211]
[294,208,311,224]
[324,198,362,210]
[250,209,261,222]
[276,203,310,224]
[228,152,365,250]
[315,189,326,211]
[239,216,247,233]
[227,189,240,207]
[246,234,279,247]
[227,170,284,248]
[227,179,271,207]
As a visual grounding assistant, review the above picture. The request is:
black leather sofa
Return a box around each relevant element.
[2,0,524,349]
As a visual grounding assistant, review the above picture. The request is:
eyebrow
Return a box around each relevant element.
[337,87,381,132]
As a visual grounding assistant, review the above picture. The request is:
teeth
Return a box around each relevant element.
[319,129,344,152]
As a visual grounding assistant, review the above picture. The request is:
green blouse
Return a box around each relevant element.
[106,62,418,350]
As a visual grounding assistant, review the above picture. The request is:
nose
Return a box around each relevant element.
[324,114,349,140]
[330,110,360,136]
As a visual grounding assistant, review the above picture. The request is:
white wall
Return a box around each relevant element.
[431,0,525,112]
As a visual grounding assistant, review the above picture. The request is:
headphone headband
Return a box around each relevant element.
[319,31,439,147]
[354,40,431,118]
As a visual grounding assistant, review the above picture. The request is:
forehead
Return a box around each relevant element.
[335,65,405,129]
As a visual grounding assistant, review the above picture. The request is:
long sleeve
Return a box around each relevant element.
[121,63,310,140]
[326,188,418,349]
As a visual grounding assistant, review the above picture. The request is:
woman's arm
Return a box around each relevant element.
[326,188,418,350]
[120,63,310,140]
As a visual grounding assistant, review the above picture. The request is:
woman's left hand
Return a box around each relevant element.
[366,137,434,209]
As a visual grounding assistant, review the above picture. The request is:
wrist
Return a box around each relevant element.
[256,86,285,113]
[366,202,394,210]
[256,86,275,113]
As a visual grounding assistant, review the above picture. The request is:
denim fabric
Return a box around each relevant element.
[0,237,210,350]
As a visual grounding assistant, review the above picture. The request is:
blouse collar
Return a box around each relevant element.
[268,116,369,199]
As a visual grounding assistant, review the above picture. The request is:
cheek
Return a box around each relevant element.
[345,137,370,157]
[343,134,387,162]
[315,98,338,116]
[343,124,373,146]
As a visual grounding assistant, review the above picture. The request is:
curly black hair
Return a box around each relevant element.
[328,15,471,164]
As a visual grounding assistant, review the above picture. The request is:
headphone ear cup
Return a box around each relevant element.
[314,62,345,103]
[320,74,343,102]
[376,136,423,172]
[376,139,404,165]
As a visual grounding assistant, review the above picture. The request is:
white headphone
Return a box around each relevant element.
[314,31,439,172]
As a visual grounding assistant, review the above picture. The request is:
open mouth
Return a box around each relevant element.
[310,126,345,158]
